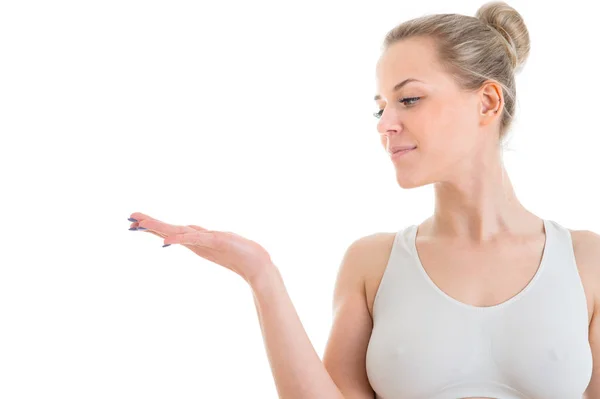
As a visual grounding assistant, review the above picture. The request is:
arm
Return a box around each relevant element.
[585,306,600,398]
[249,236,377,399]
[574,230,600,399]
[250,268,345,399]
[322,236,379,399]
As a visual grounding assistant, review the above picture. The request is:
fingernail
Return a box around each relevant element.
[129,227,138,231]
[128,218,138,222]
[162,244,171,247]
[137,227,147,230]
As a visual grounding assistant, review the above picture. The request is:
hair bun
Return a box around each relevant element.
[476,1,530,72]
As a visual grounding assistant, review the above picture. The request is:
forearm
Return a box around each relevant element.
[584,385,600,399]
[249,266,344,399]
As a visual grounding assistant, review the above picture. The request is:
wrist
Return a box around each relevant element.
[247,264,282,293]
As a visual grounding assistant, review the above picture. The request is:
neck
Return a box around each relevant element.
[427,141,539,243]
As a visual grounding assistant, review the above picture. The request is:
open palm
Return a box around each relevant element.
[128,212,274,285]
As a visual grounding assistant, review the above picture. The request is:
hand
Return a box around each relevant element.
[128,212,276,285]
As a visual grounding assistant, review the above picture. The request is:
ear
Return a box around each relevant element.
[479,80,503,124]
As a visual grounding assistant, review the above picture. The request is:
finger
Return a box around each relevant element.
[164,232,216,247]
[128,213,170,234]
[129,221,149,232]
[139,219,192,235]
[129,212,165,224]
[129,213,158,230]
[128,220,167,237]
[128,214,206,234]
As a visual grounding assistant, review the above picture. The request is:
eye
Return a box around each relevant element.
[373,109,383,119]
[400,96,421,107]
[372,97,421,119]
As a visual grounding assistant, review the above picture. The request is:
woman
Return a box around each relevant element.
[128,1,600,398]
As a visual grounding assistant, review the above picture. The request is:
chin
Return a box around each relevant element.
[395,172,431,189]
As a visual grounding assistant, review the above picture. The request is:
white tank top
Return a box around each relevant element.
[365,219,593,398]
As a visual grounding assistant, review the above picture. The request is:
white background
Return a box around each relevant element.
[1,0,598,397]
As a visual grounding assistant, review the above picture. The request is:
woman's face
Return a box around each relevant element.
[374,36,493,189]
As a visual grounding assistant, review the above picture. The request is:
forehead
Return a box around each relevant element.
[375,37,440,92]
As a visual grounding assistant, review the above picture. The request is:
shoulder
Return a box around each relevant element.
[349,232,397,265]
[341,232,398,320]
[335,231,397,292]
[569,229,600,311]
[332,232,396,310]
[570,229,600,265]
[351,231,397,249]
[338,232,396,276]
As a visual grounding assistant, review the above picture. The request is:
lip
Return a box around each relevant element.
[389,145,417,154]
[391,146,416,159]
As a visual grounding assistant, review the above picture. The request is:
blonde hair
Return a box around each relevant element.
[382,1,530,146]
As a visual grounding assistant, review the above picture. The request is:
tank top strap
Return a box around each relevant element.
[371,224,428,322]
[540,219,587,299]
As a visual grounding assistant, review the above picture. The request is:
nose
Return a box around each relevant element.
[377,118,403,137]
[376,108,403,136]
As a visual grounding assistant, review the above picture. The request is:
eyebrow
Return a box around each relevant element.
[374,78,424,101]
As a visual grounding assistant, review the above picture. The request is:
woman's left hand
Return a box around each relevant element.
[128,212,276,285]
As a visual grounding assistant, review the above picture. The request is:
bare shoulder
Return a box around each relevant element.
[569,229,600,321]
[570,228,600,279]
[350,231,397,251]
[339,232,396,280]
[332,232,390,291]
[570,229,600,257]
[346,232,398,321]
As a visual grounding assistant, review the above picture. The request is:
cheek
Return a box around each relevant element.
[419,101,476,158]
[419,101,457,145]
[436,98,474,132]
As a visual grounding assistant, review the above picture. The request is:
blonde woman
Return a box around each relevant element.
[128,1,600,398]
